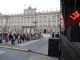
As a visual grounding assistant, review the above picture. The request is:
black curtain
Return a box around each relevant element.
[61,0,80,42]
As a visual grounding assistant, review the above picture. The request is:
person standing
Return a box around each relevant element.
[18,34,21,43]
[2,33,8,45]
[9,33,15,45]
[14,33,18,44]
[0,33,2,43]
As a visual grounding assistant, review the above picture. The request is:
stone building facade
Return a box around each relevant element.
[0,6,61,33]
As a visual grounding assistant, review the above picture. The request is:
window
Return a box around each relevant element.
[52,16,56,22]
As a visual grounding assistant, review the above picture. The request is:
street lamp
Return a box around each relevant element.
[33,11,38,33]
[33,21,38,33]
[5,15,8,32]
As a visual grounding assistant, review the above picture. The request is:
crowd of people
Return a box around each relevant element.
[0,32,42,45]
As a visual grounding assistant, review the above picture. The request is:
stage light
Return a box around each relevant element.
[70,11,80,25]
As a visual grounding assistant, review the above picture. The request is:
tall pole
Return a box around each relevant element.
[33,11,37,33]
[5,15,8,32]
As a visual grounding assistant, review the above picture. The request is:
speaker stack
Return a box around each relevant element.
[48,38,60,57]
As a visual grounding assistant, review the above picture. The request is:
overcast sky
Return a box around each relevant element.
[0,0,60,14]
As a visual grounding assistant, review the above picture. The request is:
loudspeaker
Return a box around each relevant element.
[48,38,60,57]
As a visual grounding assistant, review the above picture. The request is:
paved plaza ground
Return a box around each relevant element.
[0,34,58,60]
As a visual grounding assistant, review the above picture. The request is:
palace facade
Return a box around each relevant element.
[0,6,60,33]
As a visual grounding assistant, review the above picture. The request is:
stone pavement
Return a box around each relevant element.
[36,44,48,55]
[0,50,6,54]
[27,43,58,60]
[17,40,39,47]
[0,38,42,51]
[27,34,58,60]
[0,34,50,50]
[27,54,58,60]
[0,34,59,60]
[0,43,29,52]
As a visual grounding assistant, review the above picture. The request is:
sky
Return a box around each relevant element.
[0,0,60,14]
